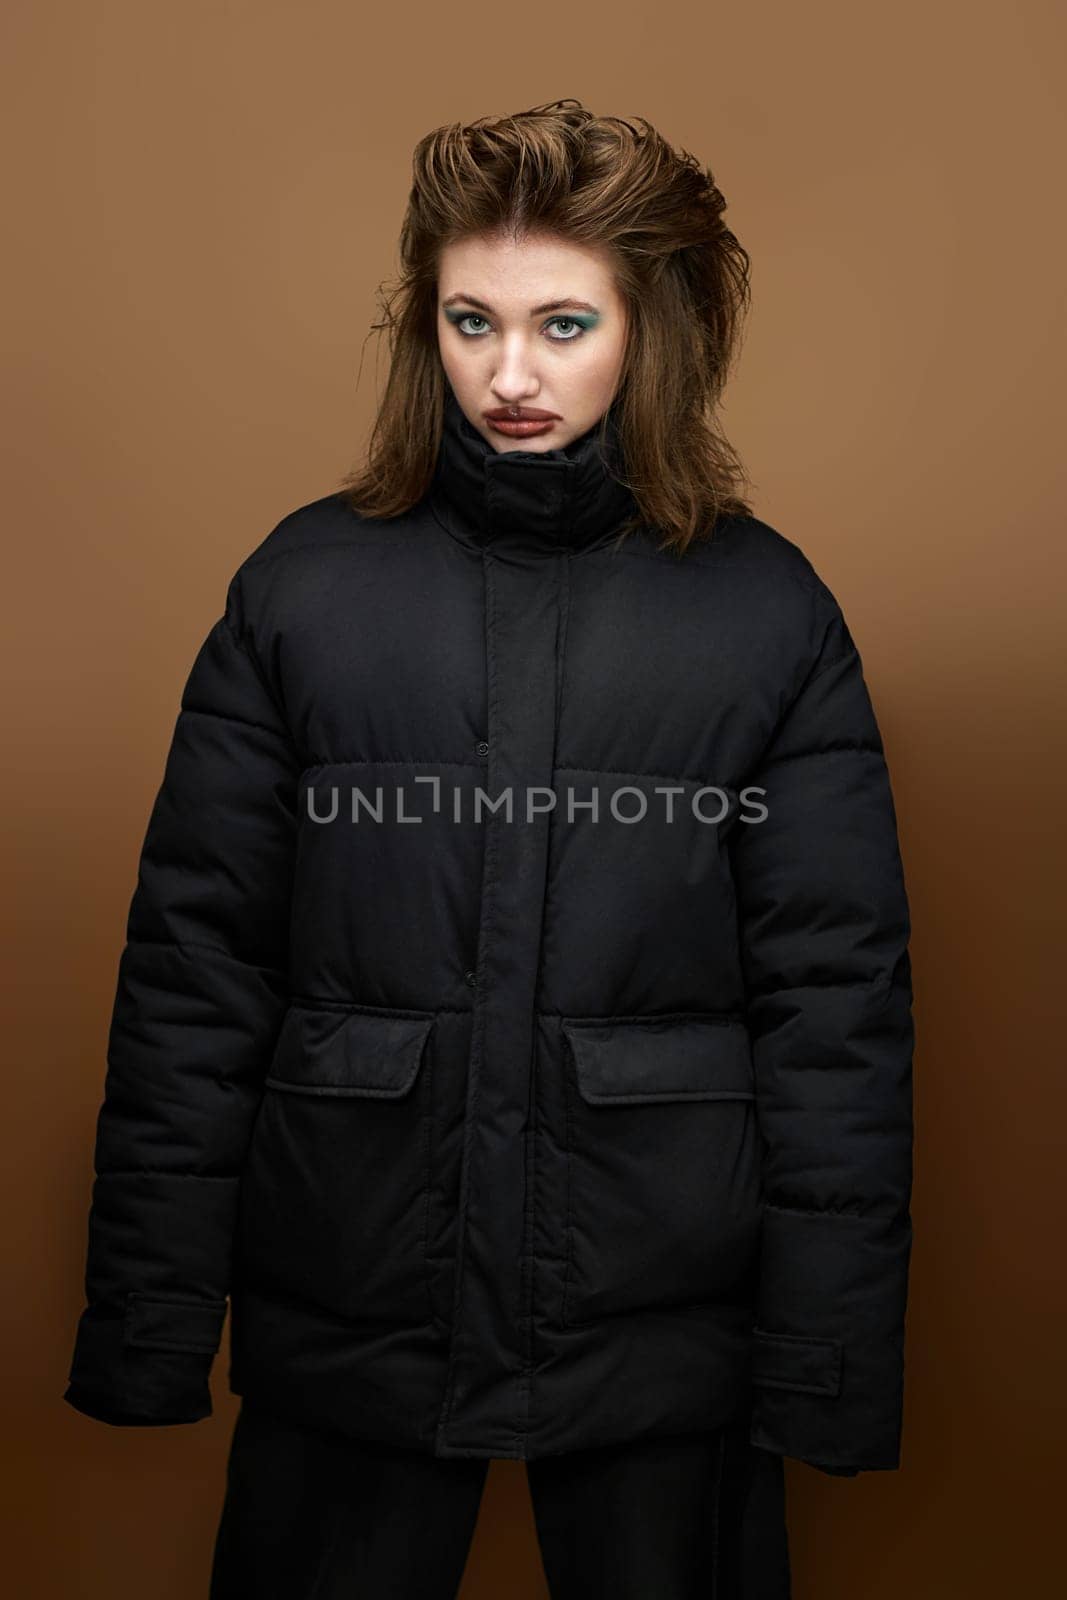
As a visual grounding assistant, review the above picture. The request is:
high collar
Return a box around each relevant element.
[429,385,640,558]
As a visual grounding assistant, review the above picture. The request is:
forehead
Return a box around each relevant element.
[436,231,620,307]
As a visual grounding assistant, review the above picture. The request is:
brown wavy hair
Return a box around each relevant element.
[339,99,754,553]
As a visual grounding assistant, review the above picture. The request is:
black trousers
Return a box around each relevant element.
[209,1399,791,1599]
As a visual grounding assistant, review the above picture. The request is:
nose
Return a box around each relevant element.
[489,334,541,406]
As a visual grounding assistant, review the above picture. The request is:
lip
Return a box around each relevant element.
[485,411,559,439]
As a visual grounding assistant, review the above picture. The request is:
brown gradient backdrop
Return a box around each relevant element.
[3,2,1063,1595]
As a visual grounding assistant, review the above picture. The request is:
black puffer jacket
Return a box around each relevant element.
[64,388,914,1474]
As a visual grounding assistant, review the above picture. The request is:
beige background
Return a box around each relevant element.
[3,1,1064,1594]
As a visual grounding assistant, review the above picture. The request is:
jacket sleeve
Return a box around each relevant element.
[730,580,915,1475]
[63,571,299,1426]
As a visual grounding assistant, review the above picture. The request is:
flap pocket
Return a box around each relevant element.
[561,1014,755,1105]
[265,1003,435,1098]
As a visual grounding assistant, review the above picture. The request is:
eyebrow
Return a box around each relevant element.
[441,293,600,316]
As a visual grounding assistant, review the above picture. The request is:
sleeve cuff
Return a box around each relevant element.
[746,1206,910,1471]
[63,1294,227,1427]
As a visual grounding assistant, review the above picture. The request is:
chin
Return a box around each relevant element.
[481,421,582,454]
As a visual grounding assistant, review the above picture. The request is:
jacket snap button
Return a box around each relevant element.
[476,740,489,756]
[464,969,477,987]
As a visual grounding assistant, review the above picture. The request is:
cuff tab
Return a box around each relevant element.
[751,1327,843,1396]
[123,1293,227,1355]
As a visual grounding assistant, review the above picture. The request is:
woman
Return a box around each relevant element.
[64,101,914,1597]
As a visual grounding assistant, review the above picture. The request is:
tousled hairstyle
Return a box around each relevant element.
[339,99,753,552]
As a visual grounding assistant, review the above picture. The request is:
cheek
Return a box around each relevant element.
[571,339,625,402]
[439,333,488,383]
[438,339,473,392]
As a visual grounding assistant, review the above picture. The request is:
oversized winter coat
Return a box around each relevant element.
[64,386,915,1475]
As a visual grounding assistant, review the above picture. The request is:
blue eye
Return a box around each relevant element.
[454,313,490,337]
[545,316,586,341]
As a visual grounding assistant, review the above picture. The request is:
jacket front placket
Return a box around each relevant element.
[434,451,575,1458]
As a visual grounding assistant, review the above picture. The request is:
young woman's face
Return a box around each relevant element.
[436,231,629,453]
